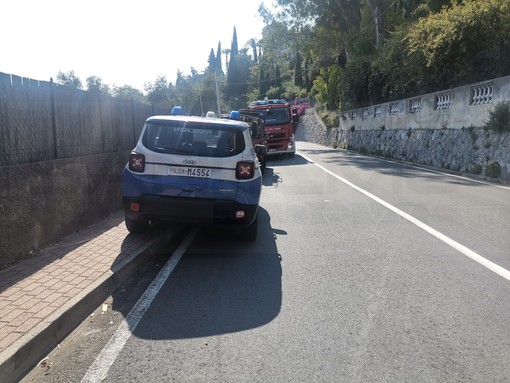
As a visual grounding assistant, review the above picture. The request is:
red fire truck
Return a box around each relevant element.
[241,99,298,158]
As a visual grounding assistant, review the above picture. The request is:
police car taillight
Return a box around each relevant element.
[236,161,254,179]
[129,153,145,172]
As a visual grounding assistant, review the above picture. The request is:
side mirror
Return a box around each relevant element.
[255,144,267,155]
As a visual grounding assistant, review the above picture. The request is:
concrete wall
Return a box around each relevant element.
[0,152,129,268]
[341,76,510,131]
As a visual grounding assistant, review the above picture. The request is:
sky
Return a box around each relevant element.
[2,0,270,91]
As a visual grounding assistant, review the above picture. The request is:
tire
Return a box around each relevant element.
[242,213,258,241]
[125,216,149,234]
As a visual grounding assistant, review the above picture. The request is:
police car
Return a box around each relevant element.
[122,115,263,240]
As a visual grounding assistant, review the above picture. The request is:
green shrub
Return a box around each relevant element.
[470,165,483,175]
[484,102,510,132]
[319,110,339,129]
[486,162,501,178]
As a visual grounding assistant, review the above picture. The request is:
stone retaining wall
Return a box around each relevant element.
[295,110,510,182]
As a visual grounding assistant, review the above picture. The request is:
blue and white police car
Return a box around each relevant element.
[122,115,263,240]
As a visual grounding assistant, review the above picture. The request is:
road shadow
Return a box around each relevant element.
[262,167,281,188]
[298,146,489,187]
[123,207,283,339]
[266,153,310,167]
[261,153,311,188]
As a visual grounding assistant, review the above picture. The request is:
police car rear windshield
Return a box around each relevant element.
[142,122,246,157]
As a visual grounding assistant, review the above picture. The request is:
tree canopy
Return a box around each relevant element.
[54,0,510,113]
[56,70,82,89]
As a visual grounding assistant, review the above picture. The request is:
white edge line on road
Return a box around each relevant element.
[81,228,199,383]
[299,152,510,282]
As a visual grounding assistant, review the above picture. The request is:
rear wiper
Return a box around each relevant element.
[155,147,192,155]
[172,148,193,154]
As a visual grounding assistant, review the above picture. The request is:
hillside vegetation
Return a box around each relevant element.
[53,0,510,115]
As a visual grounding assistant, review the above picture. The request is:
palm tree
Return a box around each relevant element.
[257,39,263,62]
[222,48,231,70]
[246,38,258,63]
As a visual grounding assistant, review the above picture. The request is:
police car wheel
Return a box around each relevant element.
[125,216,149,234]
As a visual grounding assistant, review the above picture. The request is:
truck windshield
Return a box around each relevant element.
[142,122,245,157]
[258,108,291,126]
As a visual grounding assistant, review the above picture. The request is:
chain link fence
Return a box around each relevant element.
[0,72,169,166]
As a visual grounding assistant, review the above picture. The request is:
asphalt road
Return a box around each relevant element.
[22,141,510,382]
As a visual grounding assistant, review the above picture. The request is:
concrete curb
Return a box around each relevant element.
[0,226,180,383]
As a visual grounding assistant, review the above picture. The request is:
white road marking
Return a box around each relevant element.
[81,228,198,383]
[299,152,510,282]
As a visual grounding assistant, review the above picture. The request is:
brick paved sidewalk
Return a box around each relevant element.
[0,211,176,383]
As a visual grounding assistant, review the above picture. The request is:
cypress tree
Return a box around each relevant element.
[231,26,238,56]
[294,52,303,87]
[208,48,217,71]
[259,67,267,98]
[265,71,271,91]
[275,64,281,88]
[226,55,238,98]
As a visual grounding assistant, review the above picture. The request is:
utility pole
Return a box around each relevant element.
[199,88,204,116]
[214,72,221,116]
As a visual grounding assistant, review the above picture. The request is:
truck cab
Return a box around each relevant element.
[244,99,297,158]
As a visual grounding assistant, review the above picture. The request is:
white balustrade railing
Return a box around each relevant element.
[374,105,382,117]
[435,93,451,110]
[389,103,400,115]
[409,98,422,113]
[471,84,493,105]
[362,108,369,119]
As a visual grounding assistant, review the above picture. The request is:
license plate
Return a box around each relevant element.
[169,166,211,178]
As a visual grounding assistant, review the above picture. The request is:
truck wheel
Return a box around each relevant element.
[125,216,149,234]
[242,214,258,241]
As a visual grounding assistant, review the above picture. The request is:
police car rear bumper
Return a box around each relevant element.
[123,196,258,226]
